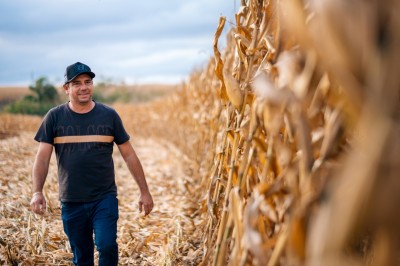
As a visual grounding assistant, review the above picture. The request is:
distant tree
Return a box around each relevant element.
[4,77,60,116]
[28,77,59,103]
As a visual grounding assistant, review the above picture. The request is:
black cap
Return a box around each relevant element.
[64,62,96,84]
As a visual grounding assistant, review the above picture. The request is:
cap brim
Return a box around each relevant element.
[65,71,96,84]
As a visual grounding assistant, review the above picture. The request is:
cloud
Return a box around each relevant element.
[0,0,236,85]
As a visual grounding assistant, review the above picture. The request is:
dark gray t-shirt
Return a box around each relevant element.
[34,102,130,202]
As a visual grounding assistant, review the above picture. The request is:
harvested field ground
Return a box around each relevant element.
[0,87,31,111]
[0,106,201,265]
[0,87,30,101]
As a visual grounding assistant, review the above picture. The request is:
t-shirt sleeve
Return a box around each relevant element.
[113,111,130,145]
[34,111,55,145]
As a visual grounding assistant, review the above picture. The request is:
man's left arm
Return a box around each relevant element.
[117,141,153,216]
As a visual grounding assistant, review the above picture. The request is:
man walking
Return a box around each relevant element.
[30,62,153,265]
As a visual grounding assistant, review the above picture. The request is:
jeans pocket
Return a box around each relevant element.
[107,196,119,219]
[60,202,82,222]
[60,202,68,220]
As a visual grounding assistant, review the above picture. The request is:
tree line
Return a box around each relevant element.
[5,77,60,116]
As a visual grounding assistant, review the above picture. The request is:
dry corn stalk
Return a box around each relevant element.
[181,0,400,265]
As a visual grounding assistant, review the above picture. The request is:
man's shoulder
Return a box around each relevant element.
[46,103,68,115]
[94,102,117,114]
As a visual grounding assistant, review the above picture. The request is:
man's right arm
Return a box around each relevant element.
[30,142,53,215]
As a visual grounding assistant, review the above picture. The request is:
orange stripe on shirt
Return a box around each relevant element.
[54,135,114,144]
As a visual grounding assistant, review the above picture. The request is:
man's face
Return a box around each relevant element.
[64,74,93,104]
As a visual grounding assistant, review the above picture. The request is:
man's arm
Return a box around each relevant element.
[117,141,153,216]
[30,142,53,215]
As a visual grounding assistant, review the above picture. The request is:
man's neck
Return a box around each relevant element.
[68,100,95,114]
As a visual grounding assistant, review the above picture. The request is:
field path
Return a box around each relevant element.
[0,131,200,265]
[115,136,199,265]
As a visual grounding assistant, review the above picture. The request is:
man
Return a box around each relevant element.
[30,62,153,265]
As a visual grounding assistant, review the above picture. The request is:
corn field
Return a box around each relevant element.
[1,0,400,265]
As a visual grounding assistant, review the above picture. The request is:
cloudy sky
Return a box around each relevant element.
[0,0,237,86]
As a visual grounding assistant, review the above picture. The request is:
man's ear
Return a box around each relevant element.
[63,83,69,94]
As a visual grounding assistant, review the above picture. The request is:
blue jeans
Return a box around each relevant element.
[61,194,119,266]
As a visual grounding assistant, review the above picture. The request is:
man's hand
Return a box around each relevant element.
[138,192,154,216]
[30,192,46,215]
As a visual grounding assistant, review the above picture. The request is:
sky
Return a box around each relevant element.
[0,0,237,86]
